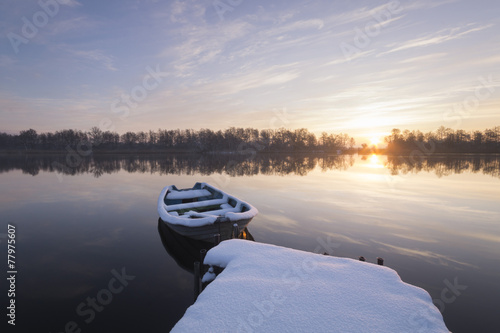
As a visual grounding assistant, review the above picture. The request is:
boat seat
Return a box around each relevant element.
[166,198,227,212]
[186,207,241,217]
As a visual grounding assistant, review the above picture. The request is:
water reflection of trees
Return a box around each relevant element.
[0,153,353,178]
[1,154,498,179]
[385,155,500,179]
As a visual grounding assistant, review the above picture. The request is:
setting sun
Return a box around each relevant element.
[370,137,381,146]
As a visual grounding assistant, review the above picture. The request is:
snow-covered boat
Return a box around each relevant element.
[157,182,258,241]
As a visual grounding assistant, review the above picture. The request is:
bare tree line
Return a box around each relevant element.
[0,127,355,153]
[384,126,500,153]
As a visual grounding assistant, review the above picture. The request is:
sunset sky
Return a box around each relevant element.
[1,0,499,143]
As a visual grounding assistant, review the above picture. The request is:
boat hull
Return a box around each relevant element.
[162,217,253,241]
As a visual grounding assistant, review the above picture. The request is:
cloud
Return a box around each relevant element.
[326,50,375,66]
[205,64,301,96]
[381,23,494,55]
[59,0,82,7]
[162,19,252,76]
[265,19,324,36]
[169,0,203,23]
[399,52,448,64]
[69,49,118,71]
[46,16,95,37]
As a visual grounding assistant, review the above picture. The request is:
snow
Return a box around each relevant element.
[165,198,227,212]
[166,189,211,200]
[226,205,258,222]
[157,184,259,227]
[172,240,449,333]
[185,207,240,218]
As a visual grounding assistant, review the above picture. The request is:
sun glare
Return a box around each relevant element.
[370,137,380,146]
[367,154,384,169]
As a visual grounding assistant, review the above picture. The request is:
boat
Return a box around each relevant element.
[157,182,258,241]
[157,218,255,273]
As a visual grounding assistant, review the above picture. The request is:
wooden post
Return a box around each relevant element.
[194,261,201,301]
[232,223,239,239]
[377,257,384,266]
[214,233,220,245]
[200,249,207,264]
[200,248,207,277]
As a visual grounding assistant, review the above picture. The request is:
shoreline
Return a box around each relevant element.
[1,149,499,156]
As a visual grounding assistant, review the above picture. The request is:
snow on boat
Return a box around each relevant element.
[157,182,258,241]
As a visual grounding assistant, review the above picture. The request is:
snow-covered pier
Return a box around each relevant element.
[172,239,449,332]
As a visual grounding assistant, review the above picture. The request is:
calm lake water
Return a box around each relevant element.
[1,154,499,332]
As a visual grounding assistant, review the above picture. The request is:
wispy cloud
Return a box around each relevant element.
[399,52,448,64]
[60,0,82,8]
[186,62,301,96]
[163,20,252,77]
[69,49,118,71]
[265,18,324,36]
[168,0,206,23]
[381,23,494,55]
[326,50,375,66]
[46,16,95,37]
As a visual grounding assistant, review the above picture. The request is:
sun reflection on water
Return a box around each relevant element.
[367,154,384,169]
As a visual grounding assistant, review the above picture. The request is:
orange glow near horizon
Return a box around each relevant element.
[370,136,381,146]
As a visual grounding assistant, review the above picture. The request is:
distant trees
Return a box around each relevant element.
[19,129,38,150]
[385,126,500,153]
[0,127,354,153]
